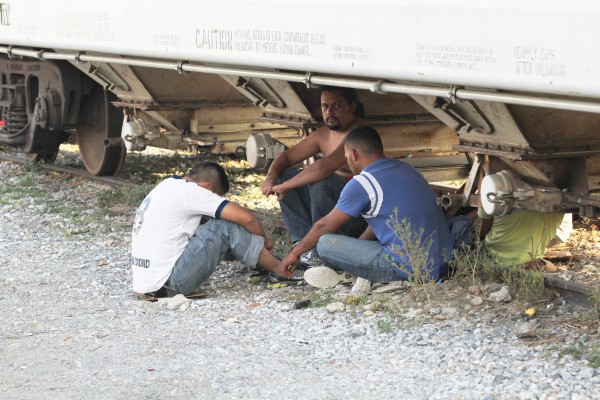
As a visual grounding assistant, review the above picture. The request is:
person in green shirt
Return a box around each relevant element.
[478,208,564,266]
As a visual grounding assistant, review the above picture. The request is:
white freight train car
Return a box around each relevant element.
[1,0,600,215]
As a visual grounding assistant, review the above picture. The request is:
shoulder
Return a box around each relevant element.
[345,173,376,198]
[364,158,403,176]
[308,126,332,142]
[152,177,182,192]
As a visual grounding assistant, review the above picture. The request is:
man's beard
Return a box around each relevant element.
[326,118,341,131]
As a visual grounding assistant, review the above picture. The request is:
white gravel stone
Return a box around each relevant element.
[471,296,484,306]
[490,286,512,302]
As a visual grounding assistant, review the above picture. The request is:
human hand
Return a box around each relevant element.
[264,238,275,252]
[280,253,299,278]
[262,177,276,196]
[270,184,287,201]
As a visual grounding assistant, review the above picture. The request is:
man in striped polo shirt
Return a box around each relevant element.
[279,126,453,286]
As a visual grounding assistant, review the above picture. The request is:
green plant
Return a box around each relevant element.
[344,292,370,307]
[97,184,154,208]
[449,238,546,301]
[449,243,489,284]
[481,262,545,301]
[308,289,336,308]
[21,160,43,174]
[385,208,434,285]
[590,289,600,333]
[590,346,600,369]
[0,173,50,210]
[377,318,394,333]
[567,340,600,369]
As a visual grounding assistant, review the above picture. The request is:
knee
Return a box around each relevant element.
[316,234,336,255]
[194,218,229,238]
[278,168,298,183]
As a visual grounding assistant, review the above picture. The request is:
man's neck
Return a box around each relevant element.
[360,155,385,171]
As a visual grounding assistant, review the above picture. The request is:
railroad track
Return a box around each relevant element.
[0,153,136,189]
[0,152,596,307]
[0,152,286,232]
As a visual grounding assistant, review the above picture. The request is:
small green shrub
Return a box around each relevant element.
[567,340,600,369]
[449,243,493,284]
[377,318,394,333]
[308,289,336,308]
[385,208,434,285]
[21,160,43,174]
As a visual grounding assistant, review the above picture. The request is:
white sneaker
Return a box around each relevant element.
[299,250,312,264]
[304,266,356,289]
[293,242,322,266]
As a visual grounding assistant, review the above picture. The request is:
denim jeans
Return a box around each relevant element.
[316,234,409,282]
[163,219,264,296]
[278,169,367,243]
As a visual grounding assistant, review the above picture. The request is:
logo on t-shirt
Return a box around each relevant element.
[133,197,151,236]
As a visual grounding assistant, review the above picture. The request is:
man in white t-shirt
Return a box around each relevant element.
[131,161,283,298]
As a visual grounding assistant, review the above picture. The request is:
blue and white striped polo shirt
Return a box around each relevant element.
[335,158,453,279]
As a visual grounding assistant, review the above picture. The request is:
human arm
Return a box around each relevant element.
[219,202,274,250]
[477,208,493,239]
[271,143,348,200]
[262,132,322,196]
[279,208,352,276]
[358,226,376,241]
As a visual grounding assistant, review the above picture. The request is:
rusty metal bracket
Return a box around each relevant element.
[463,154,483,205]
[438,154,482,208]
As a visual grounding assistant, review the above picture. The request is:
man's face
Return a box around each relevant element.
[320,90,356,131]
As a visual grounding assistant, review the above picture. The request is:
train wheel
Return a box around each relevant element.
[77,87,126,176]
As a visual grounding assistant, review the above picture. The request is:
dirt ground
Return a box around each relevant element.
[546,219,600,288]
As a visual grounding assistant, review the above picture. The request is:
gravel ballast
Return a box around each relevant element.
[1,159,599,400]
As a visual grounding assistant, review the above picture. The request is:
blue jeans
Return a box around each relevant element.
[278,169,367,243]
[163,219,264,296]
[316,234,409,283]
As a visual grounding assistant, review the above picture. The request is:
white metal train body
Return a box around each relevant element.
[2,0,600,215]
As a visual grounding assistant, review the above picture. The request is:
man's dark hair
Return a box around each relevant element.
[320,86,365,118]
[344,125,384,155]
[188,162,230,194]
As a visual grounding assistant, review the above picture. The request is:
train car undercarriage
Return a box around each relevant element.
[2,52,600,219]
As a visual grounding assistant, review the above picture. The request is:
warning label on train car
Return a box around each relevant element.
[416,43,497,71]
[513,46,567,78]
[56,11,121,43]
[195,28,328,57]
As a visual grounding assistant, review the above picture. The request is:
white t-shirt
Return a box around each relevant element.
[131,177,228,293]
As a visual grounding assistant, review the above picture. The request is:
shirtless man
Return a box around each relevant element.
[261,86,367,258]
